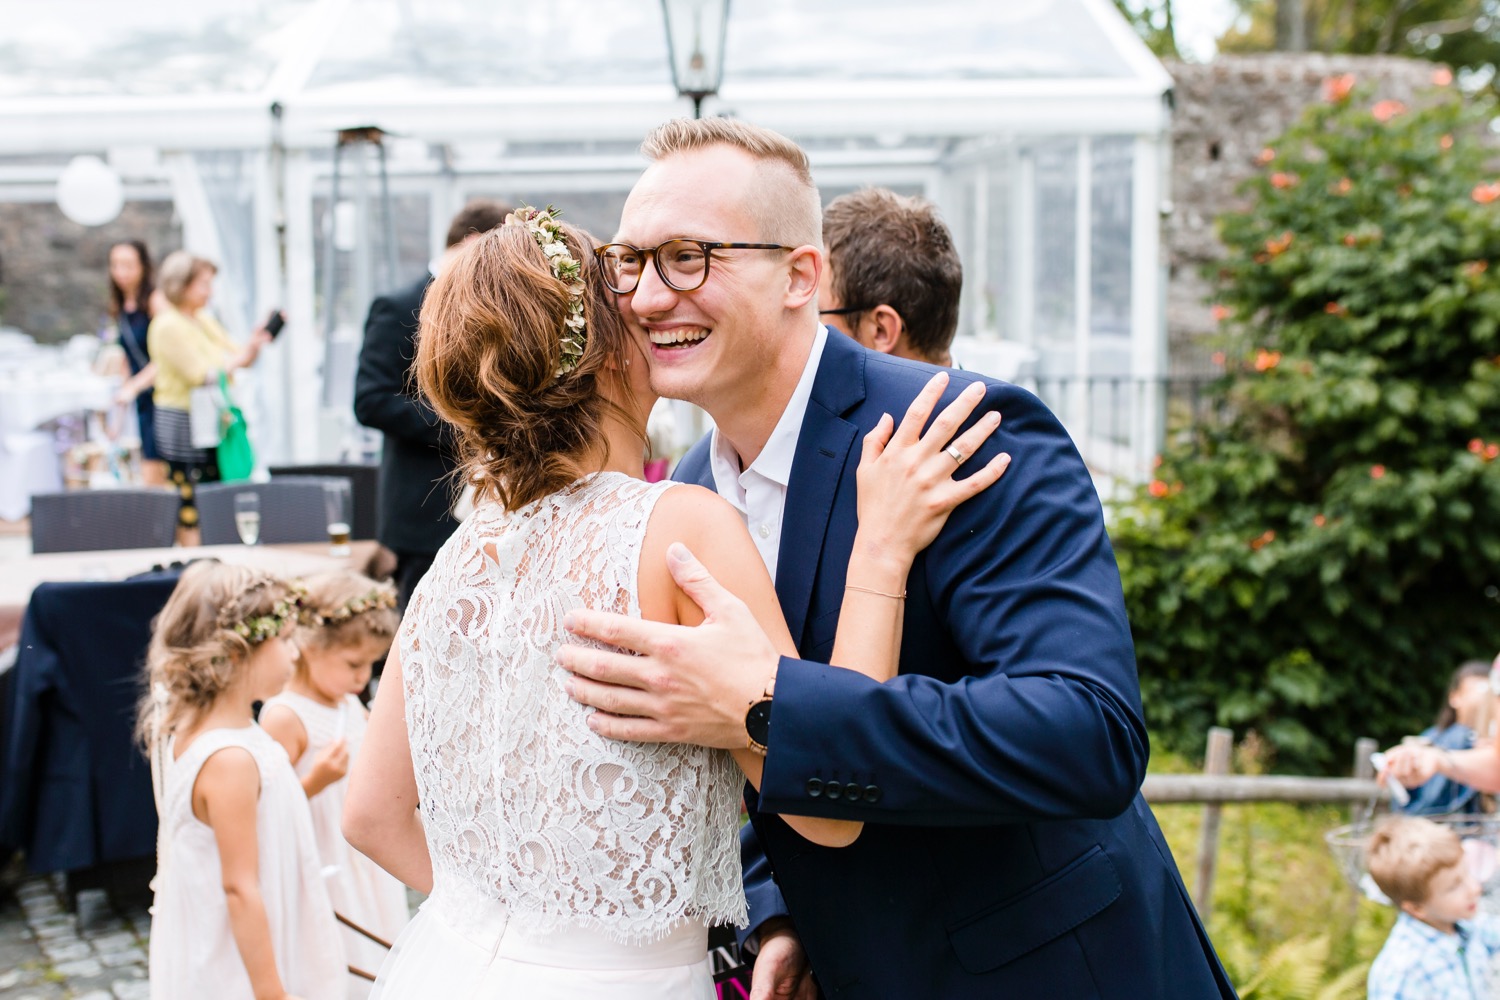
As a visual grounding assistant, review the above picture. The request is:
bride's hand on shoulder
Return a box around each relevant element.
[854,371,1010,570]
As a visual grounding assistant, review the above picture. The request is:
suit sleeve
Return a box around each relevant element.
[353,293,448,449]
[756,383,1149,826]
[736,817,791,951]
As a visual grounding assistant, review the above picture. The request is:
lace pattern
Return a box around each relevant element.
[401,472,746,942]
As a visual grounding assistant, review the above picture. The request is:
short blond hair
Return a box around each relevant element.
[640,118,822,249]
[1366,816,1466,905]
[157,250,217,307]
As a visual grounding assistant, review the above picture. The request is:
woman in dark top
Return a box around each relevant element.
[109,240,167,486]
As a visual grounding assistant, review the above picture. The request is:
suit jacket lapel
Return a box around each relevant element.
[775,333,867,644]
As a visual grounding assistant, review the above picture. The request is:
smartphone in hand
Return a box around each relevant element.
[264,309,286,338]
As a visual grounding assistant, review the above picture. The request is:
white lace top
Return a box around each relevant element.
[400,472,747,943]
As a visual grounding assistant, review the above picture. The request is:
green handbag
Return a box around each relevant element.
[215,372,255,482]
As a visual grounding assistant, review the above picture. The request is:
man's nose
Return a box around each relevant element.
[628,255,680,319]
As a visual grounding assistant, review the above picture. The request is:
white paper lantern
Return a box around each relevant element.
[56,155,124,227]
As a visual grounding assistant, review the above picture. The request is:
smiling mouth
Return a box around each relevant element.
[648,327,710,350]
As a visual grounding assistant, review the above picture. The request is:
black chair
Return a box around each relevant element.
[30,489,181,554]
[0,572,181,894]
[268,463,379,541]
[196,477,344,545]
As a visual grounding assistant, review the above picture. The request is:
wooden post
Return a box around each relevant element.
[1193,727,1234,922]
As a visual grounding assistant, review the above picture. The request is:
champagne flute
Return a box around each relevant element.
[234,492,261,546]
[323,480,351,557]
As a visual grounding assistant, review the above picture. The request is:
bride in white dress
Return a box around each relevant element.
[343,207,1008,998]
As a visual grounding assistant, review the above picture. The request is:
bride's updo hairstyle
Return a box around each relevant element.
[417,216,638,512]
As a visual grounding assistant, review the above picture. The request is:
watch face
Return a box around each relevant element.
[745,699,773,745]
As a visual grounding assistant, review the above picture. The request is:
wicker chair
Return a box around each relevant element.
[267,463,379,540]
[195,477,346,546]
[29,489,181,554]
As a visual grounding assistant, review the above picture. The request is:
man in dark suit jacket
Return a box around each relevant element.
[560,119,1237,997]
[354,200,511,610]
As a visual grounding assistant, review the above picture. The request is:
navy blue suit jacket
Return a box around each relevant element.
[676,332,1235,998]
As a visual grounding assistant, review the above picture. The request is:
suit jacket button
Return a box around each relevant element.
[863,785,882,803]
[823,781,843,801]
[805,778,823,798]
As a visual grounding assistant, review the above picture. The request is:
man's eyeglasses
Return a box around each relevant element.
[594,239,794,294]
[819,306,871,317]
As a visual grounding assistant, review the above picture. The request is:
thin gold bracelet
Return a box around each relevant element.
[845,583,907,600]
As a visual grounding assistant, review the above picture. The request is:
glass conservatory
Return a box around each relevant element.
[0,0,1172,485]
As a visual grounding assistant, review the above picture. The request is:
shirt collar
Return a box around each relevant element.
[1395,911,1468,952]
[709,324,829,492]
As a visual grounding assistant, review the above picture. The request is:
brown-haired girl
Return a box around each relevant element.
[140,561,344,1000]
[262,571,409,993]
[344,207,1008,997]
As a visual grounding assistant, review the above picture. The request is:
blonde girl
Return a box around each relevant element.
[140,561,345,1000]
[261,571,409,993]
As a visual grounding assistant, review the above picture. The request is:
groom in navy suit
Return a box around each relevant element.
[561,118,1236,998]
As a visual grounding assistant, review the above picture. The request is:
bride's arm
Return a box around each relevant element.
[343,643,433,892]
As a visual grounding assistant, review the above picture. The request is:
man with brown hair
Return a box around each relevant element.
[818,187,962,366]
[354,198,511,611]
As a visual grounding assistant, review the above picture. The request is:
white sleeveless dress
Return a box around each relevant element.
[372,473,746,999]
[149,724,347,1000]
[262,690,412,997]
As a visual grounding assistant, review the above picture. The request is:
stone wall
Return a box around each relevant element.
[1164,53,1440,371]
[0,200,181,344]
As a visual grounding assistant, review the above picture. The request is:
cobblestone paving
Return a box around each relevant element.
[0,864,150,1000]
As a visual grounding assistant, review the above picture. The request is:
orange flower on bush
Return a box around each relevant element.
[1211,351,1226,366]
[1256,147,1276,165]
[1343,233,1358,247]
[1433,67,1454,87]
[1254,349,1282,372]
[1370,464,1386,479]
[1332,177,1352,195]
[1323,74,1356,103]
[1488,444,1500,461]
[1473,183,1500,204]
[1270,172,1297,189]
[1325,302,1347,316]
[1440,134,1454,150]
[1372,100,1407,123]
[1210,304,1231,322]
[1313,514,1327,528]
[1470,438,1486,455]
[1148,479,1170,498]
[1464,260,1489,278]
[1265,231,1294,257]
[1249,530,1276,551]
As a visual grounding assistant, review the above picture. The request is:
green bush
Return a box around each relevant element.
[1113,74,1500,772]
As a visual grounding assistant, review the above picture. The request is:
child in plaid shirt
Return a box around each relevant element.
[1367,816,1500,999]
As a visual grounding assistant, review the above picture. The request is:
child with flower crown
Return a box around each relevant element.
[139,561,345,1000]
[261,570,409,995]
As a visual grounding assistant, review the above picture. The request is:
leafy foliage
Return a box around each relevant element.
[1112,76,1500,771]
[1112,0,1180,58]
[1221,0,1500,88]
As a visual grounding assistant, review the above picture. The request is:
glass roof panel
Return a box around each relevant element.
[0,0,1145,103]
[0,0,315,98]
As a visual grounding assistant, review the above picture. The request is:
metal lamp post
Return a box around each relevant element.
[660,0,730,118]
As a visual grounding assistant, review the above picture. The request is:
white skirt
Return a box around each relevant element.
[369,892,714,1000]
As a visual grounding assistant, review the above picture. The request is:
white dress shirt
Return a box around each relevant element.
[708,325,829,581]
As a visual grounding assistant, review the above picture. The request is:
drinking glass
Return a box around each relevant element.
[323,480,352,557]
[233,492,261,546]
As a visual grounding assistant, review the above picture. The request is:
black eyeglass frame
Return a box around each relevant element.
[593,239,795,294]
[818,306,873,317]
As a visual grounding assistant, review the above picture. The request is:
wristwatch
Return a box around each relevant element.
[745,673,776,757]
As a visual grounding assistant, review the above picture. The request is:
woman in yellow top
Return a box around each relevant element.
[148,251,272,532]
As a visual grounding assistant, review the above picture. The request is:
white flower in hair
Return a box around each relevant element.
[508,204,588,377]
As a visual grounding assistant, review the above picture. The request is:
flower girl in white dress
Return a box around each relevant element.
[342,208,1009,999]
[142,562,346,1000]
[261,571,411,995]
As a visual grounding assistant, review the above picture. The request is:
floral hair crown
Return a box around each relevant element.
[216,577,302,645]
[300,586,397,628]
[509,204,587,377]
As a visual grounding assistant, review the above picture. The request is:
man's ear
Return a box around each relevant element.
[783,245,821,309]
[866,304,905,355]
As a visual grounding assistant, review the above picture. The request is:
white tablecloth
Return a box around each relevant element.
[0,370,114,436]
